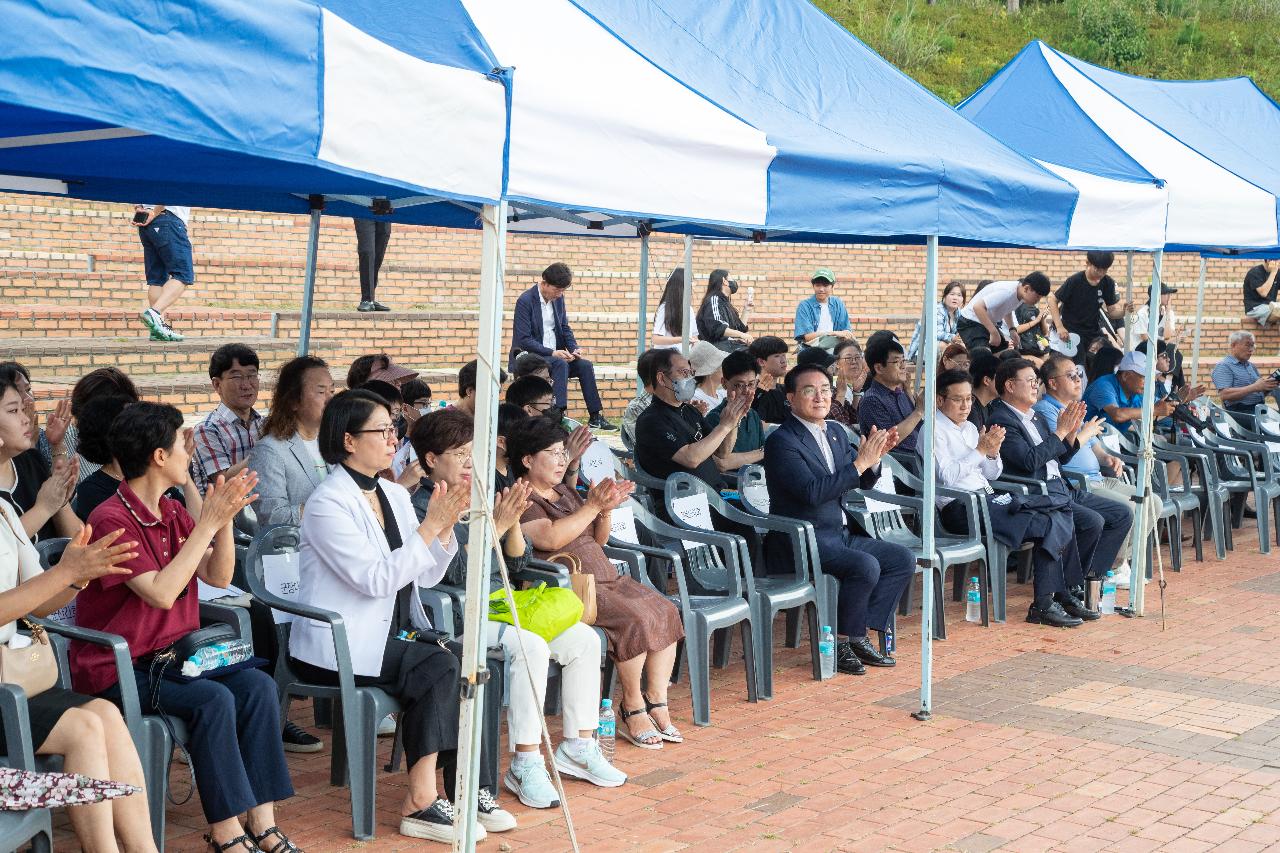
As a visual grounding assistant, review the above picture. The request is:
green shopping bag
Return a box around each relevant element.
[488,582,584,642]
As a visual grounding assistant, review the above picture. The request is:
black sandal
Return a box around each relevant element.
[251,825,303,853]
[204,833,257,852]
[617,705,663,749]
[643,693,684,743]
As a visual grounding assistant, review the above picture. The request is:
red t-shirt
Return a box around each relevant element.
[72,480,199,694]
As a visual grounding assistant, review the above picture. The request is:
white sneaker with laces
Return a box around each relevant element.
[503,758,560,809]
[475,786,517,832]
[553,740,626,788]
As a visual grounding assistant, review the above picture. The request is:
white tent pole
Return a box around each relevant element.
[682,236,693,357]
[914,235,939,721]
[1126,250,1163,618]
[296,201,322,356]
[1123,251,1135,350]
[637,233,651,391]
[1190,257,1207,386]
[453,201,507,853]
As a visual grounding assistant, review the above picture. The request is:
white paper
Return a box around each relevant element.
[741,482,770,514]
[261,552,301,625]
[864,470,898,514]
[609,504,639,544]
[197,578,245,602]
[578,440,617,485]
[670,492,715,552]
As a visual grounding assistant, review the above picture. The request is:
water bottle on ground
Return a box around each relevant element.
[818,625,836,679]
[183,638,253,675]
[597,699,616,761]
[965,577,982,623]
[1100,571,1117,615]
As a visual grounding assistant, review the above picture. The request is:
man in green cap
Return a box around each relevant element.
[795,268,856,350]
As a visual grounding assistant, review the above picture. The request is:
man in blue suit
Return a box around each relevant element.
[764,363,915,676]
[509,262,615,431]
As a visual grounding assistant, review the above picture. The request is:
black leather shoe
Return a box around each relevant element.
[835,641,865,675]
[850,635,895,667]
[1067,584,1086,601]
[1026,601,1084,628]
[357,301,377,312]
[372,301,391,311]
[1055,592,1101,621]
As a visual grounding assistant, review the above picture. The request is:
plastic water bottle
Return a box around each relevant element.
[597,699,616,761]
[183,639,253,675]
[818,625,836,680]
[965,577,982,623]
[1100,571,1117,615]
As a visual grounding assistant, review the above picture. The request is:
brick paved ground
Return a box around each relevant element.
[48,523,1280,852]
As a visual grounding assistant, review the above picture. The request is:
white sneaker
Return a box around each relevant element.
[553,740,626,788]
[475,786,517,832]
[503,758,560,809]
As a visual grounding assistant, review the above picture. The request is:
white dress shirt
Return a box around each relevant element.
[931,414,1002,507]
[799,417,835,473]
[1003,400,1061,480]
[539,292,557,351]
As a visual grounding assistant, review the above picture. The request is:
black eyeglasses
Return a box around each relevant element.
[353,426,397,439]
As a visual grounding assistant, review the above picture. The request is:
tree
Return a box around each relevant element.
[1008,0,1020,13]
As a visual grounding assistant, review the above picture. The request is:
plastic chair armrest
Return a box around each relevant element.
[34,619,144,738]
[199,601,251,642]
[0,684,35,769]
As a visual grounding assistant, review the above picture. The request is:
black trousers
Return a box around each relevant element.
[354,219,392,302]
[957,315,1009,353]
[814,531,916,637]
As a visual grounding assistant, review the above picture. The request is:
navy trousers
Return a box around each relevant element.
[1072,489,1132,580]
[814,531,916,638]
[545,354,603,415]
[103,667,293,825]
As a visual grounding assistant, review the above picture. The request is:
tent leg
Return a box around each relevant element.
[681,236,693,357]
[1190,257,1207,386]
[296,203,322,356]
[453,202,507,853]
[1123,251,1134,350]
[914,235,939,722]
[636,234,650,392]
[1127,250,1163,618]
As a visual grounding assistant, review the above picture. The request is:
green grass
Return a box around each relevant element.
[815,0,1280,104]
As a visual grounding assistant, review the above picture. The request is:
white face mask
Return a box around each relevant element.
[419,406,433,417]
[671,375,698,403]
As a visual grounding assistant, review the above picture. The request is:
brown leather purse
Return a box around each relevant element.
[546,552,597,626]
[0,619,58,697]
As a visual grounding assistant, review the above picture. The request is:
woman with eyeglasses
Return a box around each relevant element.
[248,356,335,528]
[827,339,867,427]
[288,390,486,843]
[510,416,684,753]
[935,341,970,379]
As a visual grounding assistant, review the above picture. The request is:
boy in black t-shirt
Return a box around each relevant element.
[1243,261,1280,328]
[1047,251,1132,360]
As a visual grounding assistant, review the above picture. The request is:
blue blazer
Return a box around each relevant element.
[509,285,578,370]
[763,415,877,538]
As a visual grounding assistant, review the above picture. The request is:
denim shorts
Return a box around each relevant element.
[138,210,194,286]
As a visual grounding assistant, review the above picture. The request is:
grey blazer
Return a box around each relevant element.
[248,433,328,528]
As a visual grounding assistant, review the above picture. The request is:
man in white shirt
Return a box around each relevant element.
[925,369,1005,534]
[956,272,1052,354]
[133,203,194,342]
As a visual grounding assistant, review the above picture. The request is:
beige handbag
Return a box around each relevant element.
[546,552,597,626]
[0,619,58,697]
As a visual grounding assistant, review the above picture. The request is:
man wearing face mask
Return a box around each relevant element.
[633,348,749,488]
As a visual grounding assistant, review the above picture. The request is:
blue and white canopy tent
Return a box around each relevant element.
[2,2,1173,849]
[960,40,1280,616]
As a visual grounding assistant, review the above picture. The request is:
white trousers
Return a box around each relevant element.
[1092,477,1164,567]
[484,620,600,749]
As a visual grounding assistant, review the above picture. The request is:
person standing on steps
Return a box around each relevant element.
[133,204,193,342]
[355,218,392,312]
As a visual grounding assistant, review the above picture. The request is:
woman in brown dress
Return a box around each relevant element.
[508,416,686,750]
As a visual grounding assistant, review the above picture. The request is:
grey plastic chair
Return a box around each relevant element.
[0,685,54,853]
[1183,422,1271,552]
[1206,404,1280,550]
[662,474,818,701]
[622,499,758,726]
[243,524,399,841]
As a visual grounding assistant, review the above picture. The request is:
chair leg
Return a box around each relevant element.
[932,566,946,641]
[990,545,1008,624]
[753,598,774,701]
[806,602,822,681]
[1256,488,1272,555]
[386,723,404,774]
[346,691,379,841]
[711,628,732,669]
[897,574,914,617]
[140,720,169,853]
[784,609,802,649]
[688,621,711,727]
[738,619,759,704]
[670,638,685,684]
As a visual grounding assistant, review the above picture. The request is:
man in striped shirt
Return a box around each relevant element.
[191,343,263,495]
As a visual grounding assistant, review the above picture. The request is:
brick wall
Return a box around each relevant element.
[0,194,1274,417]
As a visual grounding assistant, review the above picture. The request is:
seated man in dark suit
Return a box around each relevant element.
[987,358,1129,626]
[509,262,615,431]
[764,363,914,675]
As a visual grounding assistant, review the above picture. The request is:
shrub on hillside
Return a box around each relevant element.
[1071,0,1150,64]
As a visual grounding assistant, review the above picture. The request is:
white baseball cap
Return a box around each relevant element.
[1117,351,1147,374]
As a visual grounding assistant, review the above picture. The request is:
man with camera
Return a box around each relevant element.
[1213,330,1280,429]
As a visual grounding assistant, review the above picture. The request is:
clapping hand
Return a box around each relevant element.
[1055,400,1087,441]
[1077,416,1106,444]
[564,424,592,463]
[493,480,533,537]
[721,386,751,427]
[43,399,72,448]
[59,525,137,586]
[854,426,893,473]
[691,398,710,416]
[423,478,470,537]
[976,425,1005,457]
[201,470,259,529]
[34,456,75,516]
[586,477,634,513]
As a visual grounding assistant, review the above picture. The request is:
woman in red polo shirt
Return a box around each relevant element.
[73,402,301,853]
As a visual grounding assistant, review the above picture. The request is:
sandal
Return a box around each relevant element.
[643,694,684,743]
[252,825,304,853]
[205,834,257,852]
[618,706,663,750]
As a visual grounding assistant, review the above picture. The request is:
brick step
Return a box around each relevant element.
[0,334,306,375]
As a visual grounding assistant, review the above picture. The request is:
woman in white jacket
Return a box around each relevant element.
[287,389,494,844]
